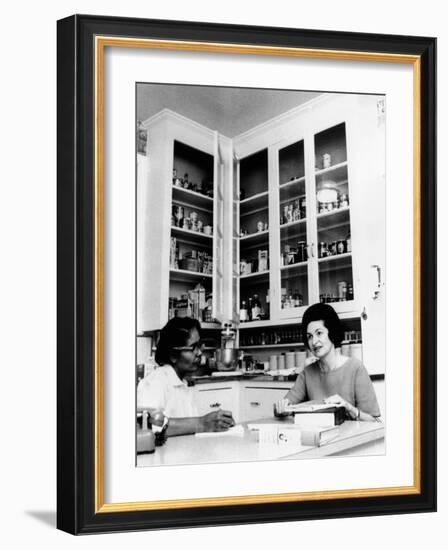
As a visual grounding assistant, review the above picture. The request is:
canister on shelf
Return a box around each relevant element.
[285,352,295,369]
[269,355,278,371]
[257,221,264,232]
[322,153,332,169]
[277,354,286,370]
[340,194,349,208]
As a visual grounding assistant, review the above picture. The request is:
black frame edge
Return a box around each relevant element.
[57,14,79,535]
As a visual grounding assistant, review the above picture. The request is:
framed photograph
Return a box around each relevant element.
[57,14,436,534]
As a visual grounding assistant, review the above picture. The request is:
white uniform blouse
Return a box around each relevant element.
[137,365,199,418]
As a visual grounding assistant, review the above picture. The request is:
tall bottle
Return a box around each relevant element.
[251,294,261,321]
[247,297,253,322]
[239,300,248,323]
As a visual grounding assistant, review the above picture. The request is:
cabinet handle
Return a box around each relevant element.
[371,264,382,299]
[250,401,261,407]
[210,402,221,408]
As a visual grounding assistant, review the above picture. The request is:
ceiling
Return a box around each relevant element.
[136,83,322,138]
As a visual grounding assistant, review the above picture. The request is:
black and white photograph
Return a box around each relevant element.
[135,84,386,466]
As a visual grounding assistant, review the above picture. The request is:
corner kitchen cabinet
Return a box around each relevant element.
[137,110,233,333]
[233,94,386,375]
[139,96,385,376]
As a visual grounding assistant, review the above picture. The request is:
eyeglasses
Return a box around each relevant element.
[173,341,204,353]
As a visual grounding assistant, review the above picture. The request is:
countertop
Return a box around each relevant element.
[137,418,385,467]
[189,371,384,385]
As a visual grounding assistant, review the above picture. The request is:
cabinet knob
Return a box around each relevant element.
[250,401,260,407]
[210,402,221,408]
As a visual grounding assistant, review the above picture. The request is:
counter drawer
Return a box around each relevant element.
[242,386,290,422]
[195,385,240,422]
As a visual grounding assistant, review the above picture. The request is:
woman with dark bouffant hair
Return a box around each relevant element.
[275,303,381,421]
[137,317,235,436]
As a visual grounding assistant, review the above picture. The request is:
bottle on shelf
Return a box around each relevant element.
[239,300,248,323]
[247,297,253,322]
[251,294,262,321]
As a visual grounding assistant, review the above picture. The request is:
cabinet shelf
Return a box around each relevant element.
[280,261,308,276]
[240,342,304,349]
[169,268,213,282]
[239,270,270,282]
[171,226,213,246]
[315,160,348,178]
[279,219,307,241]
[318,252,352,272]
[279,179,306,203]
[172,186,214,211]
[316,206,350,231]
[280,175,305,188]
[240,191,269,216]
[240,230,269,247]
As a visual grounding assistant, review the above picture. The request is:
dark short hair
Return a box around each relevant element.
[155,317,202,366]
[301,303,343,349]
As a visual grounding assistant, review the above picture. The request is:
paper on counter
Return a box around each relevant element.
[195,425,245,437]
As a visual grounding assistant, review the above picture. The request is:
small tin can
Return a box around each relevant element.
[322,153,332,169]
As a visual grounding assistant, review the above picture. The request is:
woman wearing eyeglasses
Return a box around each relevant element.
[137,317,235,436]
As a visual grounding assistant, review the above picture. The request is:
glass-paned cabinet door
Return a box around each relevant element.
[277,140,310,317]
[314,123,354,310]
[238,149,270,324]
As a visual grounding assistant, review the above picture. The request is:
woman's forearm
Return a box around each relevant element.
[166,417,203,437]
[358,410,381,422]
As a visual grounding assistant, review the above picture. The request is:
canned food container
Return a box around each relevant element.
[269,355,278,371]
[285,352,295,369]
[277,355,286,370]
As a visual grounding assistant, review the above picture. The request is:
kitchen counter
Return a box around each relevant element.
[189,372,384,385]
[189,372,292,385]
[137,418,385,467]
